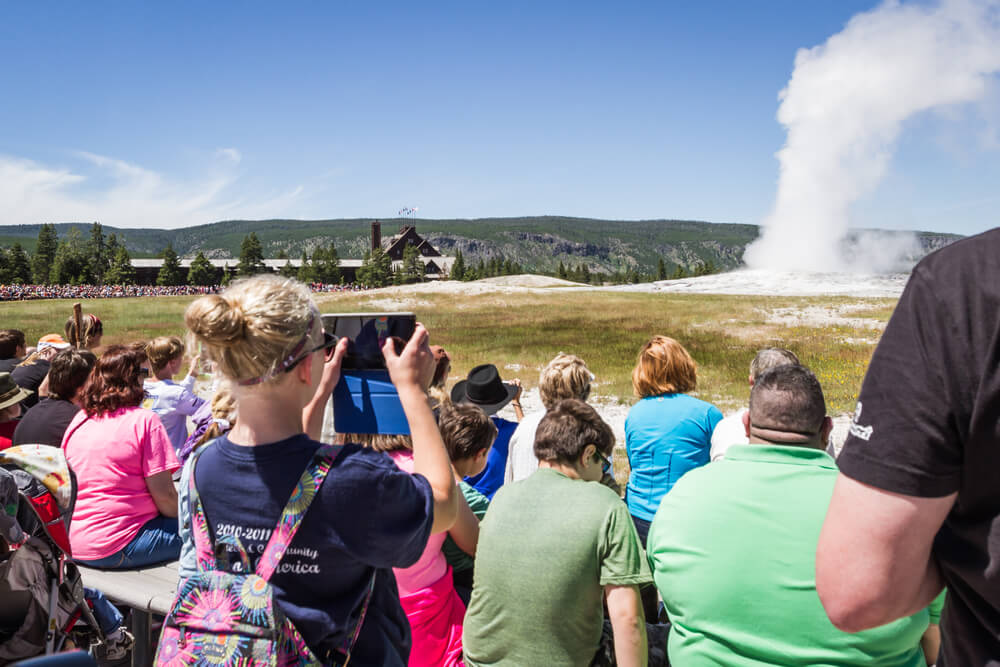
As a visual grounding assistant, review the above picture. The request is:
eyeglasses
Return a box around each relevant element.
[139,368,150,378]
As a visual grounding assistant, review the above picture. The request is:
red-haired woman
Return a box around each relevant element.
[63,344,181,568]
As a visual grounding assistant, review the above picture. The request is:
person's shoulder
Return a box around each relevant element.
[912,229,1000,290]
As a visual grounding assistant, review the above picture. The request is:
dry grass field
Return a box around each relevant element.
[1,287,898,415]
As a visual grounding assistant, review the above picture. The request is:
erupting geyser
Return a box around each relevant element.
[745,0,1000,273]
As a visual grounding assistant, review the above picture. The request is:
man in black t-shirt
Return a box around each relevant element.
[14,348,96,447]
[816,228,1000,666]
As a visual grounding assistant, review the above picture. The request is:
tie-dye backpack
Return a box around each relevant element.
[154,444,376,667]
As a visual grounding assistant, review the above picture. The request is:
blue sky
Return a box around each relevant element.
[1,1,997,234]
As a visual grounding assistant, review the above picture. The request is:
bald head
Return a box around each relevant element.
[748,364,828,448]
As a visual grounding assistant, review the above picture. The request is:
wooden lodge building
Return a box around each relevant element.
[131,221,454,285]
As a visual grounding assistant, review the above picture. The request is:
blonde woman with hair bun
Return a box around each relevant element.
[178,274,459,666]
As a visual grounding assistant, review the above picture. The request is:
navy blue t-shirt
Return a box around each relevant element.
[193,434,434,666]
[464,416,518,499]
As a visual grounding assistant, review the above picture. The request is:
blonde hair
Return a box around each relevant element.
[539,353,592,410]
[631,336,697,398]
[336,433,412,453]
[184,275,319,386]
[146,336,185,373]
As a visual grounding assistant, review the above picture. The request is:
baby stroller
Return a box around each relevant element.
[0,445,104,664]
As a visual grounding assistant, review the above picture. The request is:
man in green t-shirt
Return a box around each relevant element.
[647,365,928,666]
[463,399,650,667]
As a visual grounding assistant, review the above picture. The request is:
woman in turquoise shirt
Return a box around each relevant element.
[625,336,722,620]
[625,336,722,533]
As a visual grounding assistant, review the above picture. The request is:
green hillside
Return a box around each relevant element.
[0,217,962,276]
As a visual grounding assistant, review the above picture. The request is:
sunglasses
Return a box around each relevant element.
[139,367,150,378]
[283,332,338,374]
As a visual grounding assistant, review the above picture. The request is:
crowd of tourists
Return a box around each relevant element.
[2,228,999,666]
[0,281,368,301]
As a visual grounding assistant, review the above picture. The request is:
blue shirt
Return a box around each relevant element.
[464,416,518,499]
[625,393,722,521]
[189,434,434,666]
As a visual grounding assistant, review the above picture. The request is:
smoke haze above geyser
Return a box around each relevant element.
[745,0,1000,273]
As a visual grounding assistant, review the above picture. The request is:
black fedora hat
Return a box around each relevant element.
[451,364,518,416]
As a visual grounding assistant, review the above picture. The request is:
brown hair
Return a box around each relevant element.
[539,353,592,410]
[534,398,614,465]
[0,330,25,359]
[185,275,318,386]
[65,314,103,349]
[80,345,147,417]
[47,349,97,400]
[439,403,497,462]
[146,336,186,373]
[631,335,697,397]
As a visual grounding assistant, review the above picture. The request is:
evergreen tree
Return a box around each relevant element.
[297,250,316,283]
[670,264,687,280]
[0,248,9,283]
[276,249,289,260]
[221,264,232,286]
[237,232,266,277]
[557,261,567,280]
[356,247,393,287]
[451,250,466,281]
[187,252,216,286]
[87,222,109,284]
[401,244,424,284]
[157,244,185,286]
[279,259,298,279]
[7,243,31,284]
[580,263,591,284]
[49,228,90,284]
[313,243,341,284]
[105,245,136,285]
[657,258,668,281]
[32,223,59,284]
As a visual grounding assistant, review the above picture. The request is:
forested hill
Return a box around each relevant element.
[0,217,961,276]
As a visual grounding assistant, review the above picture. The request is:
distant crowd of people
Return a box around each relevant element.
[3,228,1000,666]
[0,282,369,301]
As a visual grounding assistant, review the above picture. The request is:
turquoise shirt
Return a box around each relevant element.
[625,393,722,521]
[647,444,928,666]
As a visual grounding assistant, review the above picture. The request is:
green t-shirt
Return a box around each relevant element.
[928,589,947,625]
[463,467,651,667]
[647,444,928,667]
[442,480,490,573]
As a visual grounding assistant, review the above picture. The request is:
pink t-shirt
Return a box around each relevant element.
[63,407,179,560]
[389,450,448,596]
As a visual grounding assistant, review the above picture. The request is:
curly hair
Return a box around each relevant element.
[80,345,147,417]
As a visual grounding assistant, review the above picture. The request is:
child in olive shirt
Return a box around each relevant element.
[463,399,649,667]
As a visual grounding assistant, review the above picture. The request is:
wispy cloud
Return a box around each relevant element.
[0,149,303,229]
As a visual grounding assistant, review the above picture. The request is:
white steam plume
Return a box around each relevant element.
[745,0,1000,272]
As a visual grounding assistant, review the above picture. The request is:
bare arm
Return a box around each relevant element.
[921,623,941,666]
[146,471,179,518]
[384,325,458,535]
[302,338,348,441]
[509,379,524,422]
[447,493,480,554]
[605,584,647,667]
[816,473,955,632]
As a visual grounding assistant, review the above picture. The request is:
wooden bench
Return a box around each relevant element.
[77,561,179,667]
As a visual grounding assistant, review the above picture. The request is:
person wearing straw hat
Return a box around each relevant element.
[0,373,33,450]
[451,364,522,499]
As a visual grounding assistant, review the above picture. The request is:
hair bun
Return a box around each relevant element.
[185,294,247,345]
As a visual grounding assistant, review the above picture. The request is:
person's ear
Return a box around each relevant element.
[295,352,315,385]
[821,416,834,444]
[580,443,598,469]
[742,410,751,438]
[748,374,755,387]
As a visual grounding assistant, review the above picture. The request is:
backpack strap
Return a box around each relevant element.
[186,444,221,572]
[255,444,342,581]
[329,569,377,664]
